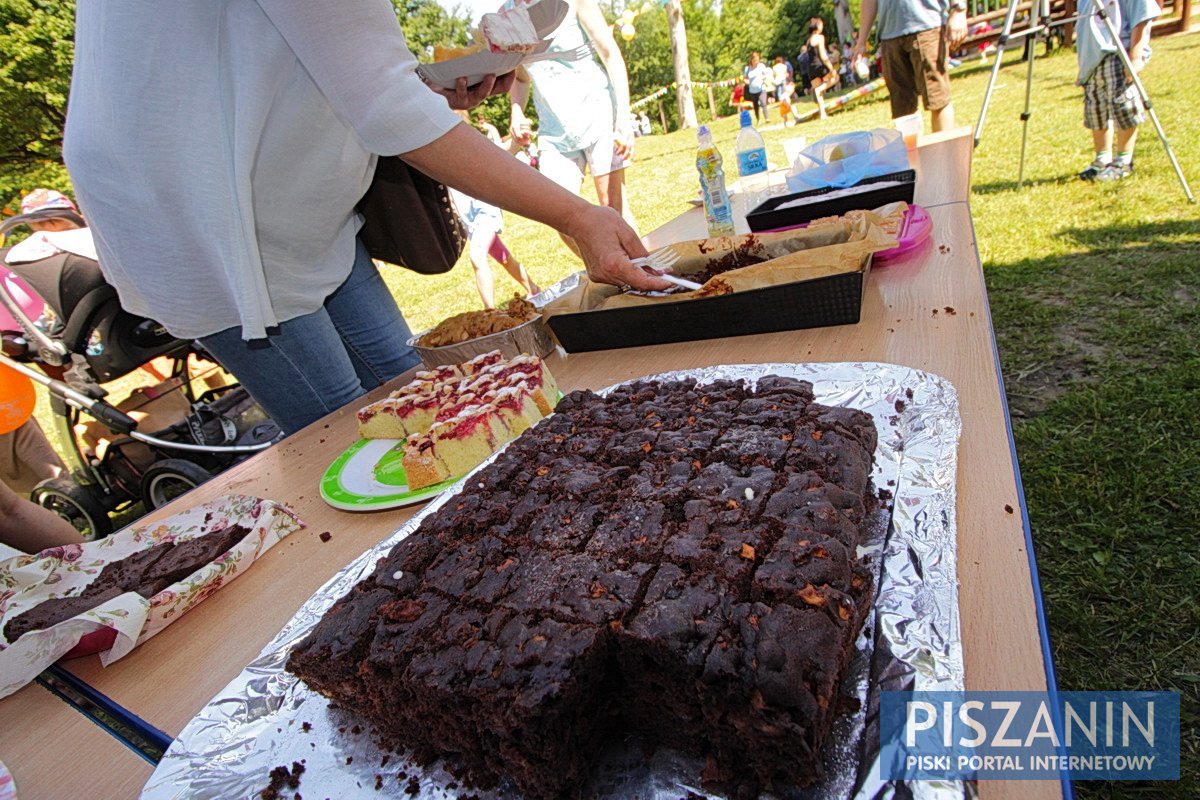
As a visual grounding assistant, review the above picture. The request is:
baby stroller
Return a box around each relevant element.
[0,218,280,539]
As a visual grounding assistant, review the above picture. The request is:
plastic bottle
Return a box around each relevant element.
[695,125,735,237]
[734,109,768,178]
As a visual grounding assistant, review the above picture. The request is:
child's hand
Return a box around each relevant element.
[1130,52,1146,74]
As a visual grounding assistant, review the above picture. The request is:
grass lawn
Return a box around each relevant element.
[27,27,1196,796]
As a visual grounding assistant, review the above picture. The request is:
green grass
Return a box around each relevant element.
[28,28,1198,795]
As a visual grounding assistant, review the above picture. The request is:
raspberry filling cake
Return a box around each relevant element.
[480,4,541,54]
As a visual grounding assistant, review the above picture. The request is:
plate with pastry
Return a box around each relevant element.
[417,0,568,89]
[321,351,559,511]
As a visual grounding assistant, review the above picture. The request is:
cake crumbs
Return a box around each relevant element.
[931,308,939,316]
[404,775,421,795]
[944,306,956,315]
[1005,504,1015,514]
[318,531,332,543]
[905,388,914,399]
[894,399,906,413]
[374,774,384,791]
[300,721,312,733]
[346,757,354,765]
[260,761,305,800]
[938,244,950,253]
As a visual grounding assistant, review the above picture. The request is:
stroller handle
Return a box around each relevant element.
[129,430,275,454]
[0,353,275,454]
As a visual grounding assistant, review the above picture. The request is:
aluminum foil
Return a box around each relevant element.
[142,362,969,800]
[408,314,554,369]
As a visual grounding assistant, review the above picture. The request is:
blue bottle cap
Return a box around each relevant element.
[739,109,752,127]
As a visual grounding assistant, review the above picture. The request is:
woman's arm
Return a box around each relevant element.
[402,124,666,291]
[575,0,634,155]
[0,481,83,553]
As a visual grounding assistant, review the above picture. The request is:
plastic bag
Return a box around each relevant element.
[786,128,910,190]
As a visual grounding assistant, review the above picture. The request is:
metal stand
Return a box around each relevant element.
[972,0,1195,202]
[973,0,1060,185]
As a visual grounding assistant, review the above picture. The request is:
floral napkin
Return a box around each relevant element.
[0,494,303,698]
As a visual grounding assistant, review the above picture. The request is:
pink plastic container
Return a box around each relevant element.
[758,203,932,268]
[872,204,932,266]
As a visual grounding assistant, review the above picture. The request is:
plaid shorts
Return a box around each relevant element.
[1083,53,1144,130]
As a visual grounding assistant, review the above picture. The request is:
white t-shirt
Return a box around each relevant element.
[64,1,462,340]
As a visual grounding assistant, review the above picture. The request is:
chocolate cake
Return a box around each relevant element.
[288,376,879,798]
[3,524,248,641]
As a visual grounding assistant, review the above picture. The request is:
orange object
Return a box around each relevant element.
[0,361,36,434]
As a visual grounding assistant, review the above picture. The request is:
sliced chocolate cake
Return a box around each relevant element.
[288,375,878,798]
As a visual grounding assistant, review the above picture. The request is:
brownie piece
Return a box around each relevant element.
[288,375,880,798]
[4,525,248,641]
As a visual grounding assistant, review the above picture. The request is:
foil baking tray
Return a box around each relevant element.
[408,314,554,369]
[142,362,969,800]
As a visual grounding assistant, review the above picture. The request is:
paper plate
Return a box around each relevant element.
[0,760,15,800]
[417,0,568,89]
[320,438,457,511]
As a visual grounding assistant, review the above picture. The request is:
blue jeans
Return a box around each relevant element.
[200,240,420,435]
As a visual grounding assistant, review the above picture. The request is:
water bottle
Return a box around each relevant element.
[734,109,768,178]
[695,125,735,237]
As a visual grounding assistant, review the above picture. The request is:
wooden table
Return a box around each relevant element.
[0,683,153,799]
[61,127,1062,799]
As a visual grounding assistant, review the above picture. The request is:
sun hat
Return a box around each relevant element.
[19,188,79,215]
[1,189,87,238]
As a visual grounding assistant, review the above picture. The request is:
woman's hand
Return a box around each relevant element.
[562,205,670,292]
[428,72,516,110]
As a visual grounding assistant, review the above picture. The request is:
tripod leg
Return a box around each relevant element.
[973,0,1024,148]
[1017,34,1037,186]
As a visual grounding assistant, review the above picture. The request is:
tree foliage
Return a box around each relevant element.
[0,0,75,210]
[392,0,473,60]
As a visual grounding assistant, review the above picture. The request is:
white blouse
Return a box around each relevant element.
[64,0,462,340]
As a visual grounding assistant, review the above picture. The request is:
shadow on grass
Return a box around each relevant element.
[972,174,1073,194]
[1056,218,1200,249]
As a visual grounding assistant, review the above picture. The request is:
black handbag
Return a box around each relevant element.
[356,155,466,275]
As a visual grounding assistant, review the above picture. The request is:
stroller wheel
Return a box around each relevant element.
[31,477,114,540]
[141,459,212,510]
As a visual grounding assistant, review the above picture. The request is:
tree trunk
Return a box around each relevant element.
[834,0,854,46]
[666,0,699,129]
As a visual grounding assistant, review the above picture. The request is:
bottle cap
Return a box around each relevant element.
[697,124,710,137]
[739,109,752,128]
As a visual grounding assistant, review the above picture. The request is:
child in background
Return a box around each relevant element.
[1074,0,1159,181]
[449,189,539,311]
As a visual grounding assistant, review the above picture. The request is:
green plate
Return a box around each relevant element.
[320,438,458,511]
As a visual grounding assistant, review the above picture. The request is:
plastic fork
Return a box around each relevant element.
[522,44,593,65]
[630,247,702,291]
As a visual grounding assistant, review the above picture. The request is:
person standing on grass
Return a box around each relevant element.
[852,0,968,131]
[508,0,640,250]
[742,52,774,123]
[805,19,840,120]
[1074,0,1159,181]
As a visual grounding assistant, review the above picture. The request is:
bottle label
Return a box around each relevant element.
[737,147,767,177]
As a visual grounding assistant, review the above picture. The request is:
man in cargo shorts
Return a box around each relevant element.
[852,0,968,132]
